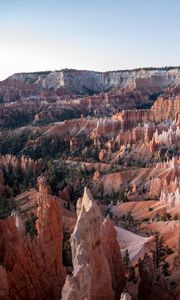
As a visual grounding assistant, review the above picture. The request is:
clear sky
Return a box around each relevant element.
[0,0,180,80]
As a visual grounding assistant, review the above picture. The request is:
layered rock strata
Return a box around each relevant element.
[0,177,66,300]
[6,68,180,94]
[61,187,125,300]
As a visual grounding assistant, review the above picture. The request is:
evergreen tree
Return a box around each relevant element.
[162,261,170,276]
[99,182,104,199]
[152,232,166,269]
[128,266,136,282]
[123,249,130,270]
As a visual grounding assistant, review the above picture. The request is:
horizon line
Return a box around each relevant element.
[2,65,180,81]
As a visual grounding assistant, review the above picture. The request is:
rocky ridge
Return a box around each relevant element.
[0,177,66,300]
[6,67,180,94]
[61,187,125,300]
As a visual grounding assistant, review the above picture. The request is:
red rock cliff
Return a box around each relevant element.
[0,178,66,300]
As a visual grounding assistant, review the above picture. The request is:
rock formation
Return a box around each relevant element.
[151,96,180,122]
[113,97,180,130]
[3,67,180,299]
[61,187,125,300]
[101,217,126,298]
[120,292,132,300]
[113,109,152,130]
[0,154,43,173]
[0,177,66,300]
[5,67,180,95]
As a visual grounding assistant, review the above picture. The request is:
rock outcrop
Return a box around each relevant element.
[0,177,66,300]
[6,67,180,94]
[149,157,180,206]
[120,292,132,300]
[61,187,125,300]
[113,96,180,129]
[0,154,43,173]
[151,96,180,122]
[101,217,126,298]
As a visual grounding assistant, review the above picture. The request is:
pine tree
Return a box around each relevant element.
[128,266,136,282]
[153,232,165,269]
[123,249,130,270]
[99,182,104,199]
[162,261,170,276]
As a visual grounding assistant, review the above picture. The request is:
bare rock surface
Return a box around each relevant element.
[61,187,125,300]
[0,178,66,300]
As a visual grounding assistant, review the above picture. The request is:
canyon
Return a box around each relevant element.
[0,177,66,300]
[1,67,180,299]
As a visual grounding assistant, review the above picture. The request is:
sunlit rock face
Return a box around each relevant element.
[149,157,180,206]
[120,292,132,300]
[152,125,180,147]
[151,96,180,122]
[113,97,180,130]
[113,109,153,130]
[114,123,155,146]
[7,68,180,94]
[0,178,66,300]
[61,187,125,300]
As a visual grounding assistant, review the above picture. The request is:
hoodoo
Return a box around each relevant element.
[0,178,66,300]
[61,187,125,300]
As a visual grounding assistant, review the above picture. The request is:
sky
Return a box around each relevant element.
[0,0,180,80]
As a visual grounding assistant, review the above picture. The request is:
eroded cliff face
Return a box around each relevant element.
[0,154,43,173]
[0,178,66,300]
[149,157,180,206]
[61,187,125,300]
[101,218,126,299]
[113,96,180,129]
[151,96,180,122]
[6,68,180,94]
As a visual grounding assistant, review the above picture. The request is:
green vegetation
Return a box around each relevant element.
[0,131,29,155]
[62,229,73,268]
[128,266,136,282]
[151,232,172,276]
[0,195,16,220]
[162,261,170,276]
[0,130,70,160]
[25,213,37,236]
[152,233,165,269]
[160,212,171,222]
[123,248,130,270]
[114,66,180,72]
[3,162,41,194]
[99,182,104,199]
[165,246,174,255]
[5,111,31,128]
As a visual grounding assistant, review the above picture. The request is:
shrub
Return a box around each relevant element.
[25,213,37,236]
